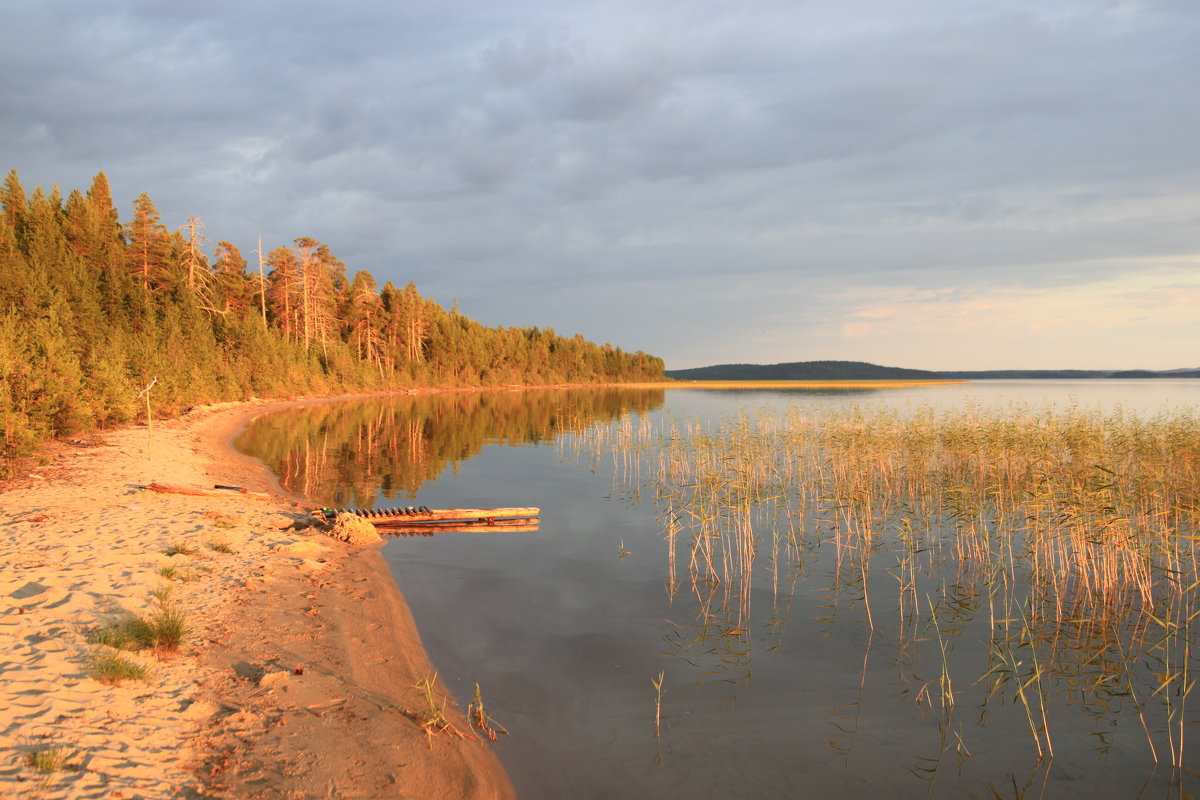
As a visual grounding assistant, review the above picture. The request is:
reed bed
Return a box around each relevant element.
[562,402,1200,767]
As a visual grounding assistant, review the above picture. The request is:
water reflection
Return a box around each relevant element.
[569,402,1200,793]
[236,387,665,507]
[236,386,1200,798]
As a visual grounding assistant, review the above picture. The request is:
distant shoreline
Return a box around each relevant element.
[664,360,1200,382]
[625,379,968,389]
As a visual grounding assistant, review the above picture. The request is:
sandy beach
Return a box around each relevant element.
[0,400,514,799]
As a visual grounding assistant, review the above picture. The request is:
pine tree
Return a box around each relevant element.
[0,214,32,313]
[265,245,301,341]
[398,281,430,365]
[293,237,346,357]
[1,169,27,244]
[180,215,222,313]
[81,172,134,321]
[345,270,384,374]
[213,240,252,312]
[125,192,171,295]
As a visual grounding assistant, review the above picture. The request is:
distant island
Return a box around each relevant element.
[941,369,1200,379]
[666,361,1200,381]
[665,360,943,381]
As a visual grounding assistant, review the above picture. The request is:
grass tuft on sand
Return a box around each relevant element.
[89,651,151,684]
[90,589,189,655]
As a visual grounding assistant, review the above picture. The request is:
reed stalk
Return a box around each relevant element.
[568,401,1200,762]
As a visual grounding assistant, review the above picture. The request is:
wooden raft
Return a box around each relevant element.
[321,505,540,536]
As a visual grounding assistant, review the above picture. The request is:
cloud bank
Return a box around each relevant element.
[3,0,1197,369]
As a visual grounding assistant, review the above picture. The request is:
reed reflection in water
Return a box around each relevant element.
[564,401,1200,793]
[236,386,1200,798]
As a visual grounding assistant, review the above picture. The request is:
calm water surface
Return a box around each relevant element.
[237,382,1200,798]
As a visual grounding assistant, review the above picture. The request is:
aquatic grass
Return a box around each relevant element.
[652,405,1196,626]
[410,673,471,746]
[468,683,508,742]
[651,671,665,741]
[566,401,1200,763]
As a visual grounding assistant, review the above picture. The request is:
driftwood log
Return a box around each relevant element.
[373,523,540,536]
[324,507,539,524]
[143,482,273,502]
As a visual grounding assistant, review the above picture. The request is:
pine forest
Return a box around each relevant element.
[0,169,665,474]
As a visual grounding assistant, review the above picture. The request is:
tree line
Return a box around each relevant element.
[0,169,665,473]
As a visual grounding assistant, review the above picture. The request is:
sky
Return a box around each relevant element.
[2,0,1198,371]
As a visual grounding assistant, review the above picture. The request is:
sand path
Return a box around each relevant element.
[0,401,514,799]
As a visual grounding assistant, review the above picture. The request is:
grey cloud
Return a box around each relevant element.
[482,29,575,87]
[2,0,1198,369]
[538,55,675,123]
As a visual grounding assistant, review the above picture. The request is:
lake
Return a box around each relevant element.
[236,381,1200,798]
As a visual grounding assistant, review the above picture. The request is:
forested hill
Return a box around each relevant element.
[0,169,664,472]
[941,369,1200,379]
[665,360,943,381]
[666,362,1200,381]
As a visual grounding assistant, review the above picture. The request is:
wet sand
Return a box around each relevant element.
[0,398,514,799]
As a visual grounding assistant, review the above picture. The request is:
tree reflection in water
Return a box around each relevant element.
[236,388,666,508]
[240,393,1200,796]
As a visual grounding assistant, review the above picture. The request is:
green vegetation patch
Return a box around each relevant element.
[90,596,189,655]
[25,744,80,774]
[89,651,151,684]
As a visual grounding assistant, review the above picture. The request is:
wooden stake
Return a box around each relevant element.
[137,376,157,457]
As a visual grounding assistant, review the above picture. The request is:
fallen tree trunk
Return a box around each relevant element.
[374,523,541,536]
[324,506,539,524]
[143,482,273,502]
